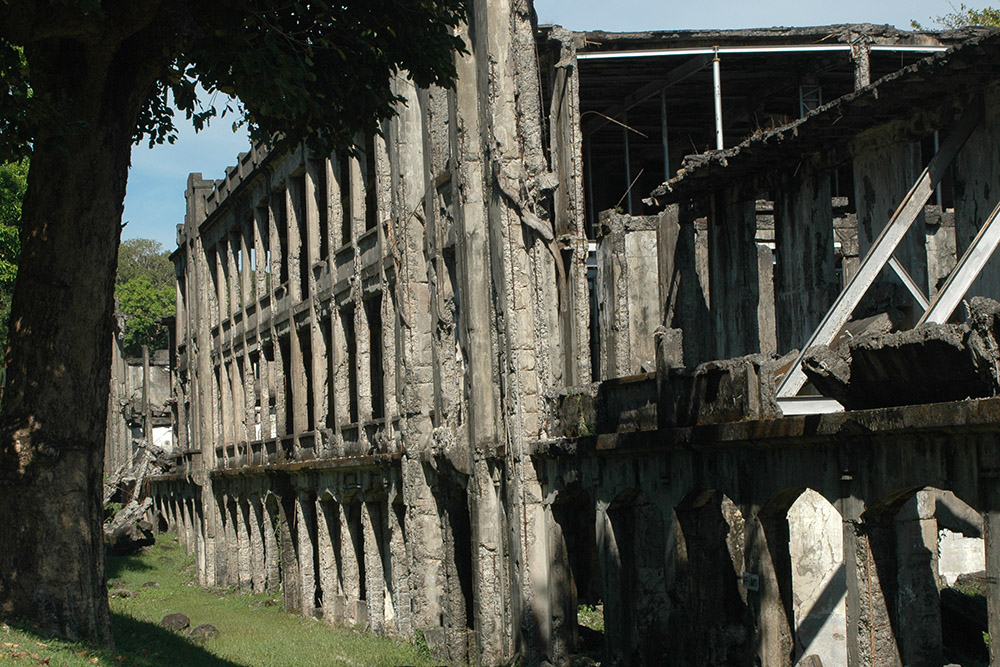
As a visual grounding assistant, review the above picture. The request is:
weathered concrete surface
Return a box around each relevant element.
[803,298,1000,409]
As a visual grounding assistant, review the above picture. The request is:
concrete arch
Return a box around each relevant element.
[548,483,601,660]
[671,487,750,664]
[859,485,987,666]
[600,488,669,665]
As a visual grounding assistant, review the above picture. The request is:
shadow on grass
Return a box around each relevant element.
[7,615,242,667]
[106,552,154,580]
[110,613,243,666]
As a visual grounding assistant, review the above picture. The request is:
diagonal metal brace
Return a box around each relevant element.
[919,199,1000,325]
[777,104,983,398]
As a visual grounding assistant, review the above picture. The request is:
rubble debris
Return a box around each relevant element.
[105,497,154,555]
[802,298,1000,409]
[103,443,177,555]
[660,354,782,427]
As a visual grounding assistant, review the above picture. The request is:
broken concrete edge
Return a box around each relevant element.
[803,297,1000,410]
[531,394,1000,459]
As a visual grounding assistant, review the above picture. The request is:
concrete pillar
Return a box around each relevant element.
[290,327,308,434]
[287,184,303,302]
[225,495,240,588]
[259,339,274,441]
[262,497,281,592]
[363,500,387,632]
[746,509,795,667]
[194,498,207,587]
[235,494,252,590]
[254,206,269,305]
[305,158,322,293]
[241,221,253,306]
[709,186,761,359]
[658,203,712,366]
[893,491,943,665]
[278,492,302,612]
[227,234,239,315]
[296,491,318,616]
[953,85,1000,301]
[388,501,410,635]
[774,168,837,354]
[316,495,341,625]
[853,141,927,325]
[342,500,365,626]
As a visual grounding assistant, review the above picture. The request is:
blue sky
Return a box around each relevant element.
[121,0,973,250]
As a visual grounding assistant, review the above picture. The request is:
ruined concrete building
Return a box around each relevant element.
[146,2,1000,664]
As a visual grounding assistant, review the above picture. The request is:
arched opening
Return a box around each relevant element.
[672,488,750,664]
[550,484,601,662]
[787,488,846,666]
[861,486,987,665]
[603,489,669,665]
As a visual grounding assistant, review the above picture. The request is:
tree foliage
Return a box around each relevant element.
[116,274,173,357]
[116,238,173,289]
[0,160,26,361]
[0,0,469,163]
[912,3,1000,29]
[115,239,174,357]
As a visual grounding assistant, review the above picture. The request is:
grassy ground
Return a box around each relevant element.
[1,534,435,667]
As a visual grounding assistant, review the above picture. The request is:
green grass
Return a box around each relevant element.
[2,534,436,666]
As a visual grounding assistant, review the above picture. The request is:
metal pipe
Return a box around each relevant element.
[713,49,724,150]
[933,130,942,207]
[661,90,670,178]
[623,113,633,214]
[575,43,947,60]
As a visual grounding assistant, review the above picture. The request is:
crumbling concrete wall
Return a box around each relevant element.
[596,210,659,379]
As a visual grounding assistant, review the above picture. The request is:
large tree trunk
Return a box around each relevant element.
[0,29,164,646]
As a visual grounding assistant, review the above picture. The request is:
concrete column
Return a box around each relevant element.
[259,339,274,440]
[296,491,318,616]
[709,186,761,359]
[305,158,322,293]
[268,196,283,293]
[220,361,233,449]
[388,501,410,635]
[893,491,944,665]
[262,497,281,592]
[953,85,1000,301]
[254,206,268,303]
[235,494,252,590]
[658,202,712,366]
[278,492,302,612]
[241,222,253,306]
[985,497,1000,667]
[231,356,247,448]
[342,500,365,626]
[222,494,239,587]
[363,501,387,632]
[194,498,207,587]
[316,495,341,625]
[287,185,303,302]
[774,168,837,354]
[746,509,795,667]
[853,141,928,325]
[290,327,308,434]
[227,234,239,315]
[273,336,288,437]
[311,316,328,439]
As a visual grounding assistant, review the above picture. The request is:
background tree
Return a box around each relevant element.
[0,160,26,362]
[0,0,467,646]
[912,3,1000,28]
[115,239,174,357]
